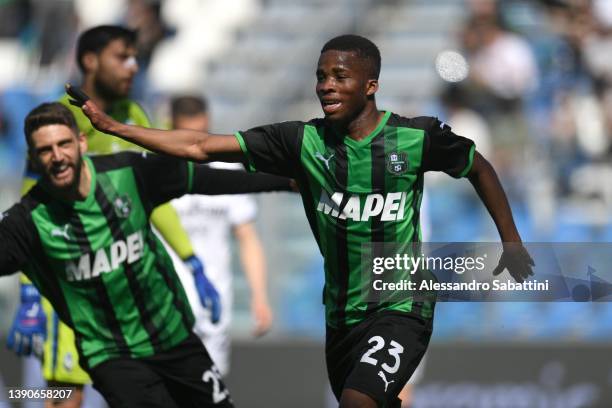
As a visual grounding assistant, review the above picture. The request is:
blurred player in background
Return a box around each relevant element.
[76,34,534,408]
[1,102,293,407]
[7,25,219,408]
[168,95,273,376]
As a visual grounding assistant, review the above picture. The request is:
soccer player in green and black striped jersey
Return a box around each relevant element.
[0,102,294,407]
[74,35,534,408]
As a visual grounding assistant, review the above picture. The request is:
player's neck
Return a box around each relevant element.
[340,104,384,142]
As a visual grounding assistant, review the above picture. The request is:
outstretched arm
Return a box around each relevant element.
[80,99,241,162]
[467,152,534,282]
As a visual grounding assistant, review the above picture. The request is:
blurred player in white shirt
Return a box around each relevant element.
[168,96,273,376]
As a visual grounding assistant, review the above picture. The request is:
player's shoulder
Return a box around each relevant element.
[90,151,145,172]
[58,93,83,117]
[125,99,151,126]
[6,184,52,222]
[387,113,446,133]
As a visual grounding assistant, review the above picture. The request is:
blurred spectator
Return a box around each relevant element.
[29,0,78,66]
[462,3,538,114]
[0,0,30,38]
[125,0,174,99]
[460,1,538,200]
[440,84,492,158]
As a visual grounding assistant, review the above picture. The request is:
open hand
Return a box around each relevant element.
[492,243,535,283]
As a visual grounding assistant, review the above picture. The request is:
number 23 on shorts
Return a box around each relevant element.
[360,336,405,391]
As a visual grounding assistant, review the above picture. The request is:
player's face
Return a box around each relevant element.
[316,50,378,123]
[30,125,87,191]
[173,113,209,132]
[94,39,139,99]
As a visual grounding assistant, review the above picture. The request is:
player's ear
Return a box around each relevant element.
[77,131,88,154]
[27,148,42,173]
[82,52,98,73]
[366,79,379,97]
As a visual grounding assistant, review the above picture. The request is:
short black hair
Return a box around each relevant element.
[76,25,137,73]
[321,34,381,79]
[24,103,78,148]
[170,95,208,119]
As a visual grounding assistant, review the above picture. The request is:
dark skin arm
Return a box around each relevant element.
[467,152,520,242]
[80,99,242,162]
[467,152,534,282]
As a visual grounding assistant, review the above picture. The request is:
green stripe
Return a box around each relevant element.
[300,125,342,324]
[458,144,476,178]
[344,138,373,320]
[186,162,194,193]
[234,132,256,172]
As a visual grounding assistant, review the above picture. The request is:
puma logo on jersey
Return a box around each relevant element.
[317,191,407,221]
[51,224,72,241]
[378,370,395,392]
[314,152,335,170]
[65,230,144,281]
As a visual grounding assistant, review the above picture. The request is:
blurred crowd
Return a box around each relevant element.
[434,0,612,242]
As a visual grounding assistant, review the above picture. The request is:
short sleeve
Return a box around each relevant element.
[228,195,257,226]
[0,203,37,276]
[129,152,193,208]
[421,117,475,178]
[234,121,304,177]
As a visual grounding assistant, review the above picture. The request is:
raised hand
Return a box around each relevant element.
[65,83,118,134]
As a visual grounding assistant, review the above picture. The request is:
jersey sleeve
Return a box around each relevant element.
[234,121,304,177]
[129,152,193,208]
[421,116,476,178]
[0,204,37,276]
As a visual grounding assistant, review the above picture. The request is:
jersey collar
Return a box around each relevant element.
[342,111,391,148]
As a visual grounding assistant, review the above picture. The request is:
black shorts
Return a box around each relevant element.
[89,333,233,408]
[326,312,433,408]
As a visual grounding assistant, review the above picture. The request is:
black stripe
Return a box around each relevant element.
[411,174,425,314]
[330,132,349,328]
[366,134,386,314]
[68,211,130,357]
[144,232,194,334]
[94,183,163,353]
[297,170,320,244]
[412,174,424,243]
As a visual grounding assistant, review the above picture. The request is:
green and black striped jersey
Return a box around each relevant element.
[0,152,292,369]
[235,112,475,328]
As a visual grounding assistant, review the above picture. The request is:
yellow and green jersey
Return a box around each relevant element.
[59,93,150,153]
[236,113,475,328]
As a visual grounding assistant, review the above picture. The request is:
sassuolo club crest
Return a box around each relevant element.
[113,195,132,218]
[386,151,408,175]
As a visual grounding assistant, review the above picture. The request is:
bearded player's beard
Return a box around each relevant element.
[43,153,84,195]
[94,77,124,102]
